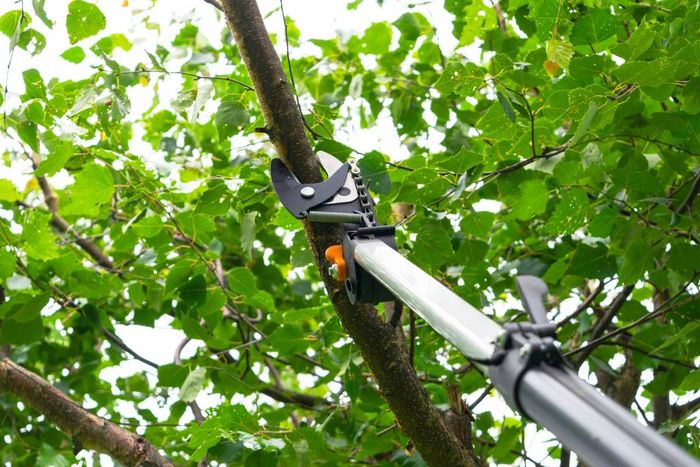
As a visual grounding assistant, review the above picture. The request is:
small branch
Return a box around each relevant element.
[557,280,606,328]
[115,69,252,91]
[202,0,223,11]
[102,328,159,369]
[174,338,207,427]
[672,395,700,422]
[575,285,633,367]
[29,157,115,272]
[566,281,699,359]
[675,172,700,215]
[0,358,172,466]
[634,398,652,425]
[469,384,493,410]
[491,0,507,31]
[278,0,321,140]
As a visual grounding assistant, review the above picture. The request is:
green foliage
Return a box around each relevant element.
[0,0,699,465]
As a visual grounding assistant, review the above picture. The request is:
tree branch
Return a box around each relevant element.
[675,171,700,215]
[557,280,606,328]
[219,1,476,465]
[29,157,115,271]
[672,395,700,422]
[575,285,633,367]
[0,358,172,466]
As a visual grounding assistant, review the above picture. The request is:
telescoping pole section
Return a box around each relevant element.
[352,239,698,467]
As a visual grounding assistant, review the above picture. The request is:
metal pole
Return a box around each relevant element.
[352,239,698,467]
[352,239,502,362]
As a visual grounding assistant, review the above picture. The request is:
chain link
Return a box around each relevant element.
[349,160,376,227]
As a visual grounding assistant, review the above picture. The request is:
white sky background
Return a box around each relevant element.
[1,1,676,466]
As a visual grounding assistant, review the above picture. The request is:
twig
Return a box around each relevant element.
[469,384,493,410]
[634,398,651,425]
[575,285,634,367]
[202,0,223,11]
[557,281,607,328]
[115,69,252,91]
[566,280,699,359]
[675,172,700,215]
[101,329,159,369]
[278,0,321,140]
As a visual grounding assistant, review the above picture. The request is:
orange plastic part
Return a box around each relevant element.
[324,245,347,282]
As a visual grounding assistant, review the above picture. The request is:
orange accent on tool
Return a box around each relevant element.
[325,245,347,282]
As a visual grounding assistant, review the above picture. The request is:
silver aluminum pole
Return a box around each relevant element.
[352,239,699,467]
[352,239,502,362]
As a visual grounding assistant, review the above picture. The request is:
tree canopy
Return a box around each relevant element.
[0,0,699,466]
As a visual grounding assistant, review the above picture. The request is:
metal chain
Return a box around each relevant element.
[349,160,376,227]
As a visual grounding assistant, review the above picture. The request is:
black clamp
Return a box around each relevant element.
[488,276,566,417]
[270,152,397,304]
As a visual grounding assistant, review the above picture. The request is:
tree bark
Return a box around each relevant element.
[0,358,172,466]
[219,1,476,465]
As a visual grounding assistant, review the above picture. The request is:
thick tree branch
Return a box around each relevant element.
[219,1,476,465]
[0,358,172,466]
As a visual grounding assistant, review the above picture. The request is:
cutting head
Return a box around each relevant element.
[269,152,356,219]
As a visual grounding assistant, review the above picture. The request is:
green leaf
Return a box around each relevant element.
[681,77,700,115]
[566,244,616,280]
[570,101,597,145]
[215,98,250,139]
[35,140,74,176]
[528,0,561,40]
[266,324,307,354]
[435,146,483,173]
[546,39,573,69]
[511,179,549,220]
[612,58,674,87]
[496,91,516,122]
[32,0,52,28]
[611,25,655,60]
[0,10,27,39]
[9,293,50,323]
[241,211,258,260]
[360,22,392,54]
[60,46,85,63]
[66,0,106,44]
[179,366,207,403]
[0,316,44,345]
[0,179,21,202]
[61,162,115,217]
[570,10,619,45]
[132,216,164,238]
[228,267,258,298]
[357,151,391,194]
[544,188,589,235]
[434,61,483,96]
[22,68,46,100]
[0,250,15,280]
[22,211,59,260]
[93,33,132,54]
[157,364,189,388]
[314,140,354,162]
[411,222,454,266]
[460,211,495,239]
[37,445,69,467]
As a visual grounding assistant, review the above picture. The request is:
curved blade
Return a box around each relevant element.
[317,151,358,205]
